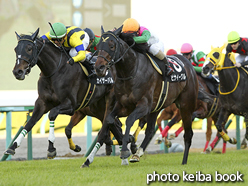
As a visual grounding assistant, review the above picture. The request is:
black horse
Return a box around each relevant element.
[201,44,241,145]
[5,28,117,158]
[88,26,198,165]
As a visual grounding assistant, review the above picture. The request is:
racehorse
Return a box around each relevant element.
[5,28,116,158]
[155,75,227,153]
[91,26,198,165]
[201,44,243,145]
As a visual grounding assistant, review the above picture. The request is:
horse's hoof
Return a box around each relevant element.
[120,150,131,159]
[130,144,138,154]
[4,149,15,155]
[129,154,140,163]
[241,144,247,149]
[73,145,81,152]
[47,150,57,159]
[121,158,129,165]
[205,147,212,154]
[80,164,89,168]
[168,134,176,140]
[81,159,90,168]
[229,138,237,144]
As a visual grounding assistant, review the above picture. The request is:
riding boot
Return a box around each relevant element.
[155,50,174,76]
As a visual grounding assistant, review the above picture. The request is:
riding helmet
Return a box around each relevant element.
[181,43,193,53]
[49,22,67,38]
[227,31,240,44]
[84,28,95,42]
[166,49,177,55]
[122,18,140,33]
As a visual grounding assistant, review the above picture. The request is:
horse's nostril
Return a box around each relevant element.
[99,65,105,71]
[18,70,23,75]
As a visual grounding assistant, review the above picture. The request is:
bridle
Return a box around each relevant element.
[17,38,64,78]
[97,32,135,69]
[17,38,45,74]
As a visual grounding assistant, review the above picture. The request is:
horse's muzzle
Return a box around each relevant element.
[95,65,107,77]
[12,69,26,80]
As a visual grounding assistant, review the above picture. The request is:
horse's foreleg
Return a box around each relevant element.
[4,99,47,155]
[130,118,146,154]
[203,118,213,152]
[216,110,236,144]
[81,123,111,168]
[120,101,149,160]
[180,108,194,165]
[130,112,158,163]
[65,111,86,152]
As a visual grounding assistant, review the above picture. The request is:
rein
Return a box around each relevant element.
[98,32,135,69]
[210,56,240,95]
[98,32,136,80]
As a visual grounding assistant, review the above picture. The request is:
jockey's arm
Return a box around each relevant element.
[69,34,89,62]
[133,30,151,44]
[41,32,51,40]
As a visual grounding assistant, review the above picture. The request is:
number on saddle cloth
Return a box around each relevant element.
[147,53,187,82]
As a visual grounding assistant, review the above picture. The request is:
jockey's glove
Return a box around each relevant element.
[68,58,74,66]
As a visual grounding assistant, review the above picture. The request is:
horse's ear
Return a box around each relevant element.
[220,43,226,52]
[101,25,105,35]
[114,25,123,36]
[31,28,39,41]
[15,31,21,41]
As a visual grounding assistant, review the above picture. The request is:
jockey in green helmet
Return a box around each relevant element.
[226,31,248,68]
[41,22,96,65]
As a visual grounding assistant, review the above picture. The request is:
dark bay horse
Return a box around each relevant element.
[92,26,198,165]
[201,44,244,145]
[4,28,116,158]
[155,77,226,153]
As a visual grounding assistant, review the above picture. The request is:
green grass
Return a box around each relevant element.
[0,150,247,186]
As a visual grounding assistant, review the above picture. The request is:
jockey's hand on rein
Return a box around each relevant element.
[67,58,74,66]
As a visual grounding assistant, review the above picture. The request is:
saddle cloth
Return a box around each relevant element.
[146,53,187,82]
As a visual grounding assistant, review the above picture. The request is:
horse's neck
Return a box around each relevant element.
[37,41,64,77]
[115,45,138,78]
[218,56,237,89]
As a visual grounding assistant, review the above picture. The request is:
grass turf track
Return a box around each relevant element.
[0,150,247,186]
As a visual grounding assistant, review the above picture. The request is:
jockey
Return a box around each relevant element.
[41,22,94,65]
[181,43,219,93]
[166,49,177,56]
[226,31,248,68]
[121,18,173,76]
[180,43,206,74]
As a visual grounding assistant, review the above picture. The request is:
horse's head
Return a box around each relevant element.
[201,44,226,77]
[13,28,40,80]
[95,25,123,77]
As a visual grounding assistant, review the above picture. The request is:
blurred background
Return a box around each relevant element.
[0,0,246,134]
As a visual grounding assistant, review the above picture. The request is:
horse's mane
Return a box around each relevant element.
[119,33,149,54]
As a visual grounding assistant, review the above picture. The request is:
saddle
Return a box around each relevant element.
[146,53,187,82]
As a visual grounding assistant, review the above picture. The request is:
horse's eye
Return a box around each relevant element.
[110,44,115,49]
[28,47,32,51]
